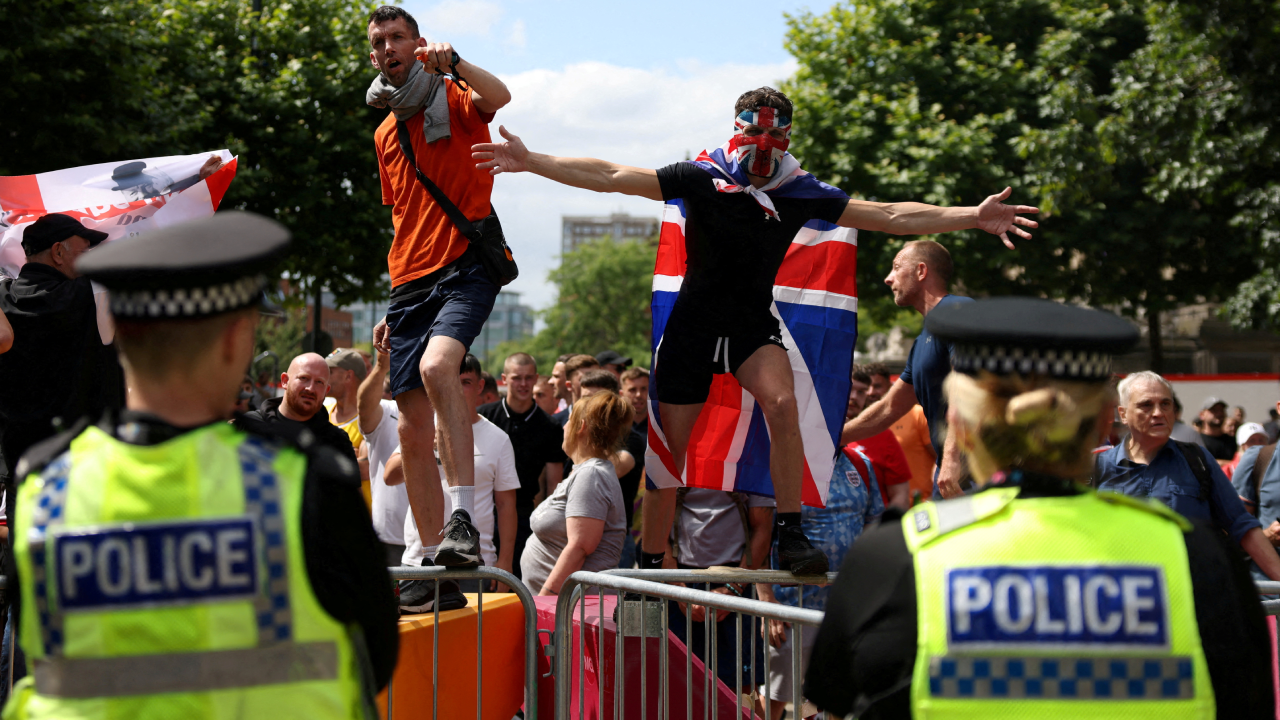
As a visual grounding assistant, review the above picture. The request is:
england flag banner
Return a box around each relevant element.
[0,151,238,278]
[645,193,859,508]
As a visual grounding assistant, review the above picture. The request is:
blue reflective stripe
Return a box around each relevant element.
[239,437,291,645]
[929,655,1195,700]
[30,455,71,657]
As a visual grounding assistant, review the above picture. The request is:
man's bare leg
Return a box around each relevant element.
[735,344,828,574]
[418,334,480,566]
[396,387,445,546]
[638,402,703,568]
[734,346,802,513]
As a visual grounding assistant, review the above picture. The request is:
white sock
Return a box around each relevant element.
[448,485,475,520]
[422,545,439,565]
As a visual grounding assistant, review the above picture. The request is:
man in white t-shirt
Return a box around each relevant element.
[399,353,519,608]
[357,347,410,566]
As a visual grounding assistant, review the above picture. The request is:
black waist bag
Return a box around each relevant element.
[395,120,518,287]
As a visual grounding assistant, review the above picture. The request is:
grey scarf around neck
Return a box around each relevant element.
[366,60,451,143]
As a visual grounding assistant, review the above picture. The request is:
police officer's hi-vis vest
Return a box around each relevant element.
[7,422,363,719]
[903,487,1215,719]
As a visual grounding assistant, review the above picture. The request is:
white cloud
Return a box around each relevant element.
[410,0,505,38]
[507,19,526,50]
[490,59,797,310]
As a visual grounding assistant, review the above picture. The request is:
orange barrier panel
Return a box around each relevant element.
[377,593,526,720]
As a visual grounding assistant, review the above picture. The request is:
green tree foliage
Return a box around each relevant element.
[783,0,1279,367]
[0,0,391,305]
[486,237,656,375]
[254,304,307,376]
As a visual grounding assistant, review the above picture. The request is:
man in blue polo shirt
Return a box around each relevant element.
[1096,371,1280,580]
[841,239,971,498]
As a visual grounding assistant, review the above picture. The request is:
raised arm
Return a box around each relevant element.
[837,187,1039,249]
[414,43,510,113]
[357,345,390,436]
[472,126,663,201]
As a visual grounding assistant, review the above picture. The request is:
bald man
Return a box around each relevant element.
[235,352,359,466]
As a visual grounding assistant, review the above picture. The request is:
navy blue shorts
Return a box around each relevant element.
[386,262,498,398]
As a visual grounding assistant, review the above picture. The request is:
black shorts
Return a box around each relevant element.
[653,306,785,405]
[386,261,498,398]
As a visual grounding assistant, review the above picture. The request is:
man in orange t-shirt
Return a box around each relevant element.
[866,362,936,503]
[364,5,511,611]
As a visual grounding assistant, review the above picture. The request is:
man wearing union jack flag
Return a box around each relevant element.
[471,87,1038,575]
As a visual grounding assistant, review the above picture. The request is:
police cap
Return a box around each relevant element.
[75,212,289,320]
[924,297,1138,381]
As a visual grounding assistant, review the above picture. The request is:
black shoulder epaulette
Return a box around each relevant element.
[13,416,93,484]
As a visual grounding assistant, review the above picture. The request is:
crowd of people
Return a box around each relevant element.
[0,3,1274,718]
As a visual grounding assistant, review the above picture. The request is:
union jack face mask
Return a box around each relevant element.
[727,106,793,178]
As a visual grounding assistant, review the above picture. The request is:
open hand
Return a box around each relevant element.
[975,187,1039,249]
[472,126,528,176]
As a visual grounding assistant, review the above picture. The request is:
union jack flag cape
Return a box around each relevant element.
[645,144,858,508]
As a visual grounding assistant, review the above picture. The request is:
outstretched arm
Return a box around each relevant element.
[837,187,1039,249]
[473,126,663,201]
[841,379,917,445]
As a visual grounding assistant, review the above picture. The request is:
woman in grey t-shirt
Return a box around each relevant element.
[521,391,634,595]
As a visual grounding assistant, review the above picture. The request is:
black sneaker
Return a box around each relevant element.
[776,524,829,575]
[399,557,467,613]
[434,509,483,567]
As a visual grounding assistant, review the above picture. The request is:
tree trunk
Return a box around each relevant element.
[312,284,323,353]
[1147,309,1164,374]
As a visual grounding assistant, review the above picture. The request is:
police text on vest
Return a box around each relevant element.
[946,566,1168,650]
[55,518,259,611]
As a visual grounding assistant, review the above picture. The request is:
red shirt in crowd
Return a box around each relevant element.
[845,429,911,507]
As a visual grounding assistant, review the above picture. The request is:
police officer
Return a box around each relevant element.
[5,213,398,718]
[805,297,1273,719]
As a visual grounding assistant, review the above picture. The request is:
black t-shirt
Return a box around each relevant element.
[655,162,848,327]
[234,397,358,469]
[617,419,648,528]
[1201,432,1237,461]
[0,264,124,477]
[478,399,568,510]
[805,492,1274,719]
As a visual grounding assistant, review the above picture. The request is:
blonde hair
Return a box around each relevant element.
[566,391,634,458]
[944,372,1114,483]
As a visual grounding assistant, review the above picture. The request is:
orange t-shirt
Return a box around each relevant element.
[375,80,495,288]
[890,403,938,500]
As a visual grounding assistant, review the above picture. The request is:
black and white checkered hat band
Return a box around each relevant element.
[109,275,268,318]
[952,343,1113,380]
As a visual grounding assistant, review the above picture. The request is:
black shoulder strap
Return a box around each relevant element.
[1251,443,1277,509]
[1173,440,1216,503]
[394,120,480,241]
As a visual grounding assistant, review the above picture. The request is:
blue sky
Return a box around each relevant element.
[396,0,836,311]
[400,0,825,75]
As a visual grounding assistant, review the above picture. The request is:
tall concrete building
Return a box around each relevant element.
[561,212,659,255]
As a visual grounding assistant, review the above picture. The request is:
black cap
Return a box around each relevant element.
[596,349,632,368]
[22,213,108,256]
[76,211,290,319]
[924,297,1139,381]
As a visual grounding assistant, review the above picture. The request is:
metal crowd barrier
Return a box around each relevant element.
[553,568,832,720]
[1256,580,1280,616]
[386,565,540,720]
